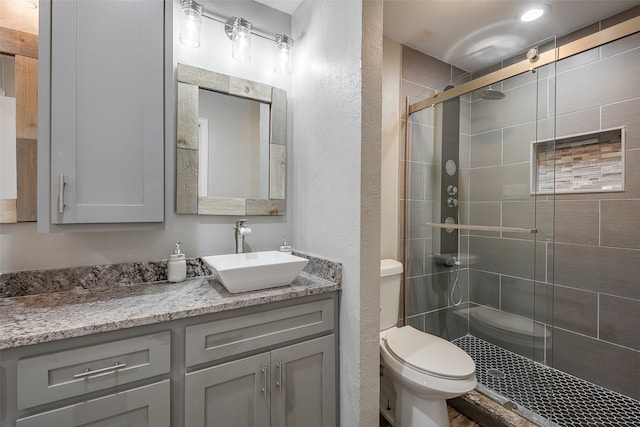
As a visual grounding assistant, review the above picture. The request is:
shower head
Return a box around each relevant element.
[476,86,505,100]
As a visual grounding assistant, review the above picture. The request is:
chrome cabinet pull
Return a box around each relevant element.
[73,362,127,379]
[57,174,65,214]
[261,366,268,400]
[276,361,283,394]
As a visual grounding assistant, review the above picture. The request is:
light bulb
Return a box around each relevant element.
[275,34,294,75]
[180,0,203,48]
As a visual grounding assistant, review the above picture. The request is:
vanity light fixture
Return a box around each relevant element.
[180,3,295,73]
[275,34,294,75]
[180,0,204,48]
[519,5,550,22]
[226,17,253,62]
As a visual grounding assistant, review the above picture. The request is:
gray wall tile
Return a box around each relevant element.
[553,286,598,337]
[501,276,534,319]
[424,304,469,341]
[557,47,640,116]
[553,243,640,299]
[503,122,536,164]
[553,328,640,400]
[502,201,538,240]
[406,161,427,200]
[600,32,640,59]
[406,272,450,315]
[601,199,640,249]
[599,294,640,350]
[469,269,499,307]
[469,304,545,361]
[402,46,454,89]
[471,81,538,135]
[468,202,501,237]
[402,79,432,106]
[468,236,546,280]
[405,238,426,278]
[406,200,433,239]
[406,313,425,331]
[470,130,502,168]
[554,200,600,245]
[469,163,531,202]
[408,122,434,163]
[602,97,640,150]
[555,107,600,139]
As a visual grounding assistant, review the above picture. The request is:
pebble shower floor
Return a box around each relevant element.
[453,335,640,427]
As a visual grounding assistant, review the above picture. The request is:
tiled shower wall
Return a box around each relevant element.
[401,8,640,401]
[400,47,472,337]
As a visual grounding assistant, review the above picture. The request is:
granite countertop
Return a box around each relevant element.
[0,270,340,350]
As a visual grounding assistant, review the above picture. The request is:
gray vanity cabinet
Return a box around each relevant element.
[184,353,271,427]
[185,335,335,427]
[15,380,170,427]
[183,298,337,427]
[38,0,165,226]
[270,335,336,427]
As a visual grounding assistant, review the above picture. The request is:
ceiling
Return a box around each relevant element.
[257,0,640,73]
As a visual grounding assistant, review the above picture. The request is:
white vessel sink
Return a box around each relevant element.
[202,251,309,294]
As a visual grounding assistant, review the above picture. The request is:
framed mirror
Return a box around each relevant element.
[175,63,286,215]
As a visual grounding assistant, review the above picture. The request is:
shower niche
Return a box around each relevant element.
[531,127,625,194]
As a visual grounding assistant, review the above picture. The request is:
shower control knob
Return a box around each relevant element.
[447,185,458,196]
[447,197,458,208]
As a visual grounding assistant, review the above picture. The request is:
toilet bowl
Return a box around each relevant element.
[379,259,477,427]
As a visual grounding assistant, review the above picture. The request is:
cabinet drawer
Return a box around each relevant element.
[185,298,334,367]
[16,379,170,427]
[17,330,171,409]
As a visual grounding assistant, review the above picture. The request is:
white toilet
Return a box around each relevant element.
[379,259,477,427]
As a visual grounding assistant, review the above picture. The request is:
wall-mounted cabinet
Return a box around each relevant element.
[38,0,165,228]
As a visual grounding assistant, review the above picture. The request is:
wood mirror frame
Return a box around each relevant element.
[175,63,286,216]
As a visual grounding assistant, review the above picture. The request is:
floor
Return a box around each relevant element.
[453,335,640,427]
[379,406,481,427]
[448,405,483,427]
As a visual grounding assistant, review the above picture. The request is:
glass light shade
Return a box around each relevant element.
[180,0,203,48]
[275,34,294,75]
[227,18,252,62]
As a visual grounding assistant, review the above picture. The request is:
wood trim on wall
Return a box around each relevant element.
[0,27,37,58]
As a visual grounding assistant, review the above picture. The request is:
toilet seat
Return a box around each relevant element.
[383,326,475,379]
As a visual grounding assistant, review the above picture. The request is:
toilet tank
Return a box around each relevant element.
[380,259,403,331]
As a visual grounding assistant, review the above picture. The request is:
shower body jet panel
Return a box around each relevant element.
[434,86,460,262]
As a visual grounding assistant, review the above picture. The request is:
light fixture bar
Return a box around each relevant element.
[201,12,281,43]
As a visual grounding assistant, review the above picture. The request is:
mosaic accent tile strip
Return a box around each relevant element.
[454,335,640,427]
[534,128,624,194]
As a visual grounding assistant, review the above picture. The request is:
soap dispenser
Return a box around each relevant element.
[279,236,292,254]
[168,241,187,283]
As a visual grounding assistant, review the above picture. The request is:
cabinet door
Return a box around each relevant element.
[16,380,170,427]
[270,334,336,427]
[49,0,164,224]
[184,353,270,427]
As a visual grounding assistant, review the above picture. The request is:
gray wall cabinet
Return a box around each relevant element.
[0,293,339,427]
[38,0,165,227]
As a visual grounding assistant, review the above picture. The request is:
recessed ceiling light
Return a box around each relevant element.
[519,5,549,22]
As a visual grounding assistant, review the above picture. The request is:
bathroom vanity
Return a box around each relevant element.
[0,269,340,427]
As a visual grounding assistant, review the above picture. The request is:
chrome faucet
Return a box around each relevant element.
[234,219,252,253]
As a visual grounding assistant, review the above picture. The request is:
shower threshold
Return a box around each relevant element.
[453,335,640,427]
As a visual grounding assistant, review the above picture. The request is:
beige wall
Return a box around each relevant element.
[380,37,401,261]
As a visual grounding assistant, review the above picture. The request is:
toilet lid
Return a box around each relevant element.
[385,326,475,379]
